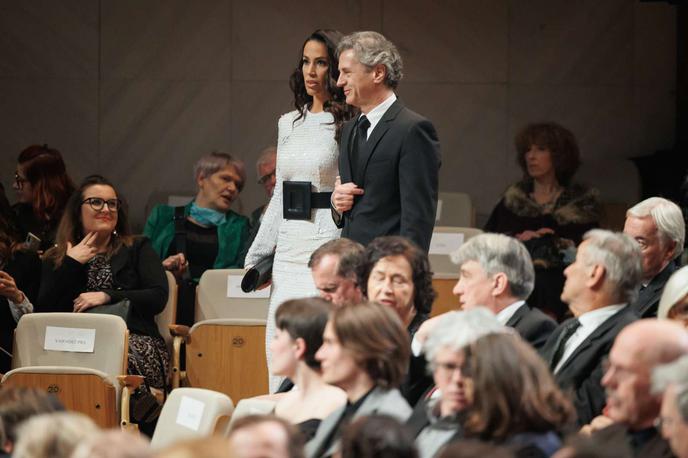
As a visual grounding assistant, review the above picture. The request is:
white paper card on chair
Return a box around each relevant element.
[226,275,271,298]
[176,396,205,431]
[44,326,96,353]
[429,232,464,255]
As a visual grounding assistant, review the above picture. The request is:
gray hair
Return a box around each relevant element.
[13,411,99,458]
[255,146,277,177]
[652,355,688,421]
[450,233,535,300]
[422,308,508,365]
[627,197,685,260]
[582,229,643,303]
[194,151,246,190]
[337,31,403,89]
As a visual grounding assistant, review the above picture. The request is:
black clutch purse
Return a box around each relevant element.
[241,254,274,293]
[85,299,131,322]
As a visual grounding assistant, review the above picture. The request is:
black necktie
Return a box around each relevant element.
[550,318,581,368]
[351,115,370,180]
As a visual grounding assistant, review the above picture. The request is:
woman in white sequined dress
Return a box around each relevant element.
[246,29,353,392]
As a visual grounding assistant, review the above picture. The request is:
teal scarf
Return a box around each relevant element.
[190,202,226,227]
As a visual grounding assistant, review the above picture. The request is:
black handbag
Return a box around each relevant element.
[85,299,131,322]
[241,254,274,292]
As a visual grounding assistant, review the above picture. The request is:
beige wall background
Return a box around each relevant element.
[0,0,676,231]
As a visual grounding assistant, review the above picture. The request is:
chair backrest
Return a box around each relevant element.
[228,398,276,427]
[428,227,483,274]
[196,269,270,322]
[157,271,178,350]
[436,192,474,227]
[185,319,269,401]
[431,273,460,317]
[150,387,235,449]
[12,313,128,376]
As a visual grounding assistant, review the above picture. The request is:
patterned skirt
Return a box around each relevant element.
[127,333,170,390]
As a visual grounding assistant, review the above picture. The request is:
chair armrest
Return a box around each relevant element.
[169,324,190,337]
[118,375,145,431]
[170,332,188,390]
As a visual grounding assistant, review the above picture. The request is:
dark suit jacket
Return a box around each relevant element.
[335,100,441,252]
[592,423,673,458]
[540,306,637,426]
[506,303,557,351]
[631,262,678,318]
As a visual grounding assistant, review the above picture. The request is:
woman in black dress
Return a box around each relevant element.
[485,122,600,321]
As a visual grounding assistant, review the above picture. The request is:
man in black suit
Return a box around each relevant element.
[331,31,440,252]
[449,233,556,349]
[540,229,642,425]
[584,320,688,458]
[623,197,685,318]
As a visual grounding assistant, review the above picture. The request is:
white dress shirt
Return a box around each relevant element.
[495,300,526,326]
[554,303,626,373]
[359,93,397,139]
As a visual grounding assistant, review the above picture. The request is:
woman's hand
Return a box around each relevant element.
[73,291,111,313]
[0,271,25,303]
[66,232,99,264]
[515,227,555,241]
[162,253,188,278]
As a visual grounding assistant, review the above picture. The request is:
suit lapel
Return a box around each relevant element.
[340,120,356,183]
[637,263,677,315]
[356,101,403,186]
[505,304,527,328]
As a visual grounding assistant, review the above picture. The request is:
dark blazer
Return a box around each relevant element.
[506,303,558,350]
[540,306,637,426]
[36,237,168,338]
[305,386,412,458]
[592,423,673,458]
[335,100,441,252]
[631,261,678,318]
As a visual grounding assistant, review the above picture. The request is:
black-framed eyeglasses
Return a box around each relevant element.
[257,170,275,185]
[14,173,28,189]
[82,197,120,212]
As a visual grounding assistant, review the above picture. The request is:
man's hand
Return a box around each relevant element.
[73,291,111,312]
[579,414,614,435]
[332,176,364,214]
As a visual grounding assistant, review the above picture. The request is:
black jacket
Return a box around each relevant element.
[506,303,558,350]
[631,261,678,318]
[540,306,637,425]
[36,237,168,338]
[335,100,441,252]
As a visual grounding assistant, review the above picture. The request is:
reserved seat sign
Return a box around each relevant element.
[44,326,96,353]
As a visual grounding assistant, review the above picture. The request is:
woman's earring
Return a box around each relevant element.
[113,230,118,237]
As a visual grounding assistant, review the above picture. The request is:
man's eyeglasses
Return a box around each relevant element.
[82,197,120,212]
[257,171,276,185]
[14,173,28,189]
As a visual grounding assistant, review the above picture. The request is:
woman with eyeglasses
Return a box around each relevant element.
[12,145,76,252]
[37,175,169,425]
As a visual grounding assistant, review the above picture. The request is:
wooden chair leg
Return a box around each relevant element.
[118,375,145,432]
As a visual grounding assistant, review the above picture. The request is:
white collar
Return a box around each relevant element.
[359,93,397,138]
[495,300,526,325]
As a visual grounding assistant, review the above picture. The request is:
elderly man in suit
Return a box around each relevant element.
[306,302,411,458]
[623,197,685,318]
[540,229,641,425]
[331,31,440,252]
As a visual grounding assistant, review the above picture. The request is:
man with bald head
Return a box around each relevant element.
[590,320,688,457]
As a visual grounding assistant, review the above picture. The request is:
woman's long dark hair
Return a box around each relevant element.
[17,145,75,223]
[44,175,133,267]
[288,29,354,141]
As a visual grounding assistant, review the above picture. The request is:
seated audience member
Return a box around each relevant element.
[12,144,76,252]
[306,302,412,458]
[37,175,169,424]
[340,415,419,458]
[485,122,601,321]
[358,236,436,404]
[583,320,688,457]
[271,298,346,440]
[461,333,574,457]
[437,440,515,458]
[247,146,277,247]
[658,265,688,326]
[309,239,364,307]
[540,230,641,425]
[0,387,64,455]
[450,233,556,349]
[144,151,249,325]
[71,429,153,458]
[623,197,685,318]
[228,414,304,458]
[409,308,507,458]
[652,355,688,458]
[13,411,98,458]
[0,187,40,373]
